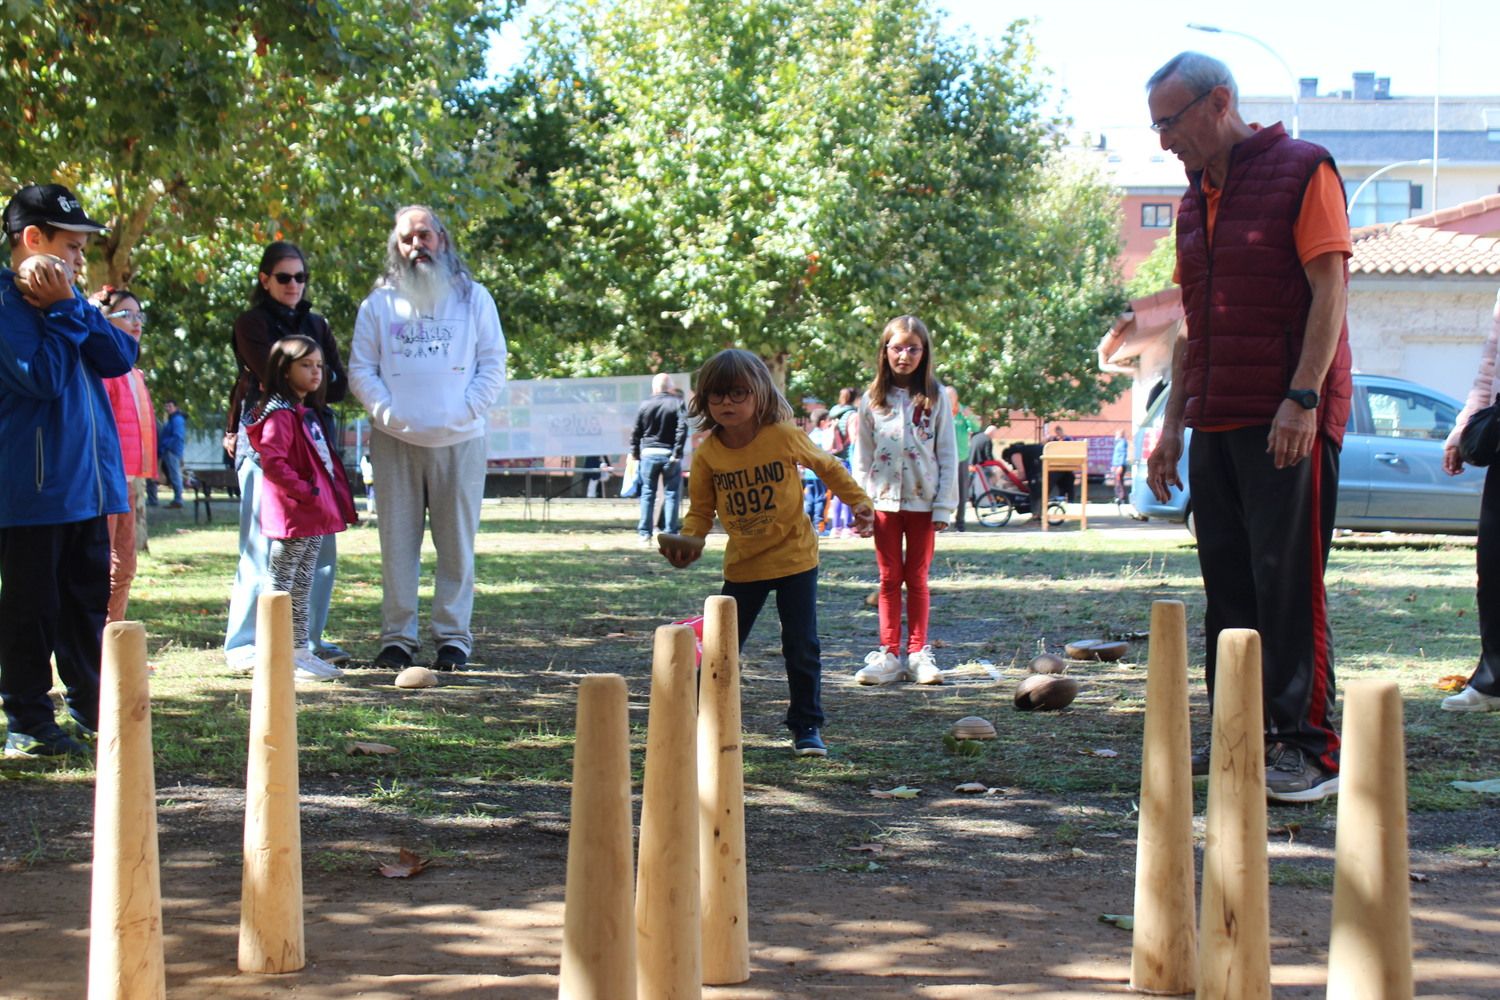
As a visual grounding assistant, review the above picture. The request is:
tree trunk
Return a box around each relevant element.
[763,351,789,396]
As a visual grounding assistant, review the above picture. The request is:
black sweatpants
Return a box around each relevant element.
[1470,463,1500,695]
[1190,426,1340,771]
[0,516,110,736]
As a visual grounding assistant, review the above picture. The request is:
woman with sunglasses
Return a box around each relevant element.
[93,286,156,622]
[223,242,350,674]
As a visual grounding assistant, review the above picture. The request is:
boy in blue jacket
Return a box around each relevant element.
[0,184,137,758]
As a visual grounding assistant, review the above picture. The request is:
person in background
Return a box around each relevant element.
[1439,289,1500,713]
[1044,421,1075,502]
[950,390,980,531]
[803,409,832,533]
[631,372,687,544]
[824,387,859,538]
[94,286,156,622]
[154,399,186,509]
[1111,428,1130,509]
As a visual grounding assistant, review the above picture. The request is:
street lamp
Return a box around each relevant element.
[1346,159,1443,224]
[1187,23,1299,139]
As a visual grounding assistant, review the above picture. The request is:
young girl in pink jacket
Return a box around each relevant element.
[247,335,357,681]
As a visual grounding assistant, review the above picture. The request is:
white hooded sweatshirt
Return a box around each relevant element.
[349,279,507,448]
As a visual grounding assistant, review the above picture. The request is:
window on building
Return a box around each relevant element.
[1345,178,1418,228]
[1141,203,1173,228]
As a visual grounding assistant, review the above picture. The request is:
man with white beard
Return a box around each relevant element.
[349,206,507,670]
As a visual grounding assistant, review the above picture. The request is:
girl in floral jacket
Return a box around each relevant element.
[853,315,957,687]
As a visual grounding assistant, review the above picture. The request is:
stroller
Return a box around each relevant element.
[968,459,1065,527]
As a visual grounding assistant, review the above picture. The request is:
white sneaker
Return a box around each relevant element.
[854,647,906,685]
[294,649,343,680]
[224,645,257,673]
[1441,686,1500,712]
[909,646,942,685]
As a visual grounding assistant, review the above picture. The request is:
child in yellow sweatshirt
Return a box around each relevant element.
[661,349,873,756]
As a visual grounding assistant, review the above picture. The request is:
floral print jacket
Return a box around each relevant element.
[854,385,958,524]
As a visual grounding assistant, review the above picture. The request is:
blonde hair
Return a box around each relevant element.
[687,349,794,433]
[867,314,941,414]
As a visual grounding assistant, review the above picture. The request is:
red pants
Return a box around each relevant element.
[873,510,935,653]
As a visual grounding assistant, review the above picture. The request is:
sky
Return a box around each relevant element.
[489,0,1500,134]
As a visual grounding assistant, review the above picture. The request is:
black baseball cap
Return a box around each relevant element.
[3,184,108,237]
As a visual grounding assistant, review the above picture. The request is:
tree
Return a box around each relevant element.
[1127,227,1178,299]
[475,0,1124,419]
[1,0,515,418]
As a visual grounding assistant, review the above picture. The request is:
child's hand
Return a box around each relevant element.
[933,521,949,532]
[852,503,875,537]
[657,532,705,569]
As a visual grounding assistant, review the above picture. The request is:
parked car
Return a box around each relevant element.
[1130,374,1484,535]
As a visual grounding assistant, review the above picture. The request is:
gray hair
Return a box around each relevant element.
[381,204,473,298]
[1147,51,1238,104]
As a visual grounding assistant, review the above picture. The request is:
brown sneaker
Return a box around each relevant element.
[1265,743,1339,803]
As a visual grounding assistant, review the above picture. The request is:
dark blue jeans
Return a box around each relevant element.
[721,566,823,732]
[637,452,682,538]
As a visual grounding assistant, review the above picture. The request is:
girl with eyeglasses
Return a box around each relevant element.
[222,241,350,675]
[93,285,157,622]
[661,349,874,757]
[853,315,958,687]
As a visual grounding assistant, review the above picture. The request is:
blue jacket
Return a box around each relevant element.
[158,410,186,457]
[0,270,138,527]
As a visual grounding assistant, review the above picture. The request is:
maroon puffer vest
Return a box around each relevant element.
[1176,123,1352,445]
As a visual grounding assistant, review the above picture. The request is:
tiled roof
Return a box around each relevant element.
[1404,193,1500,230]
[1351,219,1500,276]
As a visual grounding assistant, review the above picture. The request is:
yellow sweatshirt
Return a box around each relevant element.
[683,421,871,583]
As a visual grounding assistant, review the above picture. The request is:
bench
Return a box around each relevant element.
[189,468,241,524]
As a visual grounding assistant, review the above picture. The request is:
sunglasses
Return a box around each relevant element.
[271,272,308,285]
[108,309,147,324]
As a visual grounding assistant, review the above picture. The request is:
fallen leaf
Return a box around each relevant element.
[954,782,989,794]
[870,785,920,799]
[844,843,885,854]
[931,639,947,649]
[1409,872,1431,883]
[1436,675,1470,693]
[1099,913,1134,931]
[347,741,398,756]
[1079,748,1118,758]
[378,848,431,879]
[1451,779,1500,794]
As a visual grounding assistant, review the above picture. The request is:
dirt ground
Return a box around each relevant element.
[2,516,1499,998]
[4,684,1498,998]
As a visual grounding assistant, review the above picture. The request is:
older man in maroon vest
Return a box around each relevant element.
[1144,52,1351,804]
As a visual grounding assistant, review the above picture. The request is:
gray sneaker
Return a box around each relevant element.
[1265,744,1339,803]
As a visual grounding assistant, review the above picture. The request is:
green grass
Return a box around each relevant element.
[3,502,1497,860]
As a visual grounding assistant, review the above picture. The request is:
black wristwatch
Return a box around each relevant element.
[1285,388,1319,410]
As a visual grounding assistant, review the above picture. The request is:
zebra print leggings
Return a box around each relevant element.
[268,535,324,648]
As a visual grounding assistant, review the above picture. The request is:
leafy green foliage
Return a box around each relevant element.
[1127,228,1178,299]
[474,0,1126,417]
[1,0,516,421]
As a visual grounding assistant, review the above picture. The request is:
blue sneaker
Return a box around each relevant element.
[792,727,828,757]
[65,710,98,742]
[5,728,91,759]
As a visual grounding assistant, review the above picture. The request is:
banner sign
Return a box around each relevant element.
[485,374,693,461]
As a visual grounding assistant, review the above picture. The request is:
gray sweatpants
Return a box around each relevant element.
[369,430,487,655]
